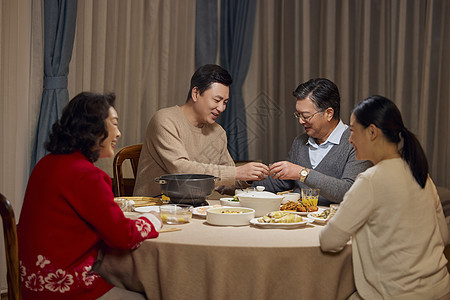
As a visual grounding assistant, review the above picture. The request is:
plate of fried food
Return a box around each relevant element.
[279,201,322,215]
[250,211,313,228]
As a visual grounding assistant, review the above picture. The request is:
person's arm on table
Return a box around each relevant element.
[320,175,373,252]
[268,146,371,203]
[252,175,295,193]
[306,148,371,203]
[70,171,161,250]
[319,222,351,252]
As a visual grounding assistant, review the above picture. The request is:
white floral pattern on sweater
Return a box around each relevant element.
[21,255,101,294]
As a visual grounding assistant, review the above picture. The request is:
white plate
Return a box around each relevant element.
[307,211,331,224]
[192,205,222,217]
[134,206,160,213]
[280,207,324,216]
[250,217,313,228]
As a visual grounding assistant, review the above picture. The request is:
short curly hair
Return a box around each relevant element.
[45,92,116,162]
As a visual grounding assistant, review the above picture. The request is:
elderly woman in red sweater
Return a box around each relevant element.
[18,92,161,300]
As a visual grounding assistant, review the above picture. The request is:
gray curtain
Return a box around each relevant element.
[218,0,257,161]
[31,0,77,169]
[195,0,218,68]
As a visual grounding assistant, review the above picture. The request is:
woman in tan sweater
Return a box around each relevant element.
[320,95,450,300]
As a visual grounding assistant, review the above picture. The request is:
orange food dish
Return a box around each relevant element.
[280,201,318,212]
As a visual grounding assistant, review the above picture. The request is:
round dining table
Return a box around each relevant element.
[95,202,355,300]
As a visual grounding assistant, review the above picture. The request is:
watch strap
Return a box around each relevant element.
[299,167,309,182]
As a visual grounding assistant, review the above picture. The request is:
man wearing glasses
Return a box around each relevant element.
[254,78,371,206]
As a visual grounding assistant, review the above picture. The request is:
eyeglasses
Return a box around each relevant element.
[294,110,323,121]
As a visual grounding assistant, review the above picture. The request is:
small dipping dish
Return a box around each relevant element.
[159,204,193,224]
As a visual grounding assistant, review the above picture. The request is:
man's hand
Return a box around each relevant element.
[236,162,269,181]
[269,161,302,180]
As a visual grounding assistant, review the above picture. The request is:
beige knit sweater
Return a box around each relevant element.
[133,105,236,197]
[320,158,450,299]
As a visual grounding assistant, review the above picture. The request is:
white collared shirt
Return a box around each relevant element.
[307,120,348,169]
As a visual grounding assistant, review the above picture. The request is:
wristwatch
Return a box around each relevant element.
[299,167,309,182]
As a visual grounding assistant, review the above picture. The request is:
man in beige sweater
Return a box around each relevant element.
[133,64,269,197]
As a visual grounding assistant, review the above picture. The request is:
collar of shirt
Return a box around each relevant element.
[306,120,348,169]
[307,120,348,149]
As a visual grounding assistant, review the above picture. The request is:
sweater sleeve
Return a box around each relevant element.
[150,111,236,185]
[320,174,373,251]
[252,177,295,193]
[304,141,372,203]
[430,178,450,244]
[68,170,159,250]
[319,221,351,252]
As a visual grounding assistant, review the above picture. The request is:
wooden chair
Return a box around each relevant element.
[0,193,22,300]
[113,144,143,197]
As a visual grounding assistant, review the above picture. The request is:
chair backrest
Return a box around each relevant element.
[113,144,143,197]
[0,193,22,300]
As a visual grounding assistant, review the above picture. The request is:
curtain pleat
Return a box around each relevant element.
[31,0,77,169]
[218,0,257,160]
[195,0,218,68]
[243,0,450,187]
[69,0,196,174]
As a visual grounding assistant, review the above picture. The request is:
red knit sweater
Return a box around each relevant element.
[18,152,159,299]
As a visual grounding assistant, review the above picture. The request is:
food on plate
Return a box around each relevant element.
[195,205,221,215]
[219,209,243,214]
[280,201,318,212]
[310,208,335,220]
[161,213,191,223]
[258,211,303,223]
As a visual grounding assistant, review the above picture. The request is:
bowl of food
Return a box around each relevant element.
[206,206,255,226]
[219,197,240,207]
[159,204,193,224]
[237,186,284,217]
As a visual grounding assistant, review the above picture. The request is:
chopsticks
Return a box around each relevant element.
[133,202,160,207]
[159,228,182,233]
[277,190,293,195]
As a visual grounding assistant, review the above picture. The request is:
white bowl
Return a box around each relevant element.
[206,206,255,226]
[237,186,284,217]
[219,197,240,207]
[280,192,301,204]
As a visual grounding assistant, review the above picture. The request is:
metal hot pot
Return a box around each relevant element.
[154,174,219,206]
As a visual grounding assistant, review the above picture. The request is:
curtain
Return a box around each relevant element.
[218,0,257,161]
[0,0,44,291]
[69,0,196,174]
[243,0,449,188]
[31,0,77,169]
[195,0,218,68]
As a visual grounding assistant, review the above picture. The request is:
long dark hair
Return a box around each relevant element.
[45,92,116,162]
[352,95,428,188]
[186,64,233,102]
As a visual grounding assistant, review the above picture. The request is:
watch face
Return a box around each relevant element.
[301,170,308,176]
